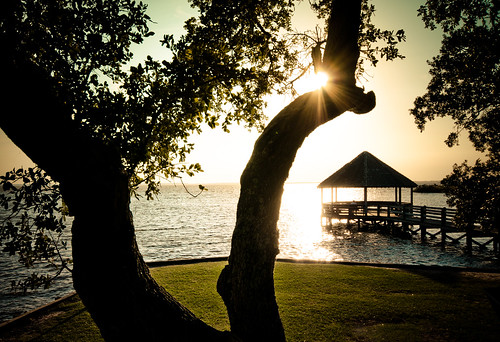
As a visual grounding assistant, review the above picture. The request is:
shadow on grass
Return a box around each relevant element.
[485,287,500,316]
[35,308,88,339]
[406,268,463,284]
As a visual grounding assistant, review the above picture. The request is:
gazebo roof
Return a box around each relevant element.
[318,151,417,188]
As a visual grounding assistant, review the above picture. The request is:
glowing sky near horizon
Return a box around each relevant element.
[0,0,483,184]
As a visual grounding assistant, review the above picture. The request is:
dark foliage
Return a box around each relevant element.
[414,184,444,193]
[0,168,71,293]
[411,0,499,232]
[442,154,500,234]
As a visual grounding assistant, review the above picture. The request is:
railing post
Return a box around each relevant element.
[420,206,427,242]
[401,205,409,233]
[440,208,447,248]
[466,222,473,254]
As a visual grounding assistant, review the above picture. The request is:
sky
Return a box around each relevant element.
[0,0,484,184]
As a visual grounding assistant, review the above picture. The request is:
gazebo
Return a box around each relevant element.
[318,151,417,207]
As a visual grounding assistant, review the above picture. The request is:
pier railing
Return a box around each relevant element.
[321,201,456,229]
[321,201,498,253]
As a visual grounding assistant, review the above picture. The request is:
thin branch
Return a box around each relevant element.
[287,63,313,86]
[177,177,206,198]
[48,230,73,273]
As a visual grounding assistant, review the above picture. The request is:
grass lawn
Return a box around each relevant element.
[1,261,500,341]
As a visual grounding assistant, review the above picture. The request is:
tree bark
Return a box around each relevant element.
[217,1,374,340]
[0,60,229,342]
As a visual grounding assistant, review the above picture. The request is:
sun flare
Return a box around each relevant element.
[294,71,329,94]
[312,71,329,88]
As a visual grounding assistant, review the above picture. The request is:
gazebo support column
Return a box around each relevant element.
[363,187,367,216]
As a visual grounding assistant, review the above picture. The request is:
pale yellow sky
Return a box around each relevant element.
[0,0,483,184]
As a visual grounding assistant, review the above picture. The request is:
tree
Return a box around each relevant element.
[411,0,499,236]
[441,155,499,235]
[1,0,404,340]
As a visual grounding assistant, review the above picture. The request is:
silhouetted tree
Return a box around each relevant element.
[1,0,404,340]
[441,157,499,236]
[411,0,499,236]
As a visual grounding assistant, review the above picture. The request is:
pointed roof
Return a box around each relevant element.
[318,151,417,188]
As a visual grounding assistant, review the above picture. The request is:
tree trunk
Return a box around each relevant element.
[0,60,229,342]
[67,154,229,341]
[217,1,374,340]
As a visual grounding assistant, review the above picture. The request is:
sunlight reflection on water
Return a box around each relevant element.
[278,183,340,260]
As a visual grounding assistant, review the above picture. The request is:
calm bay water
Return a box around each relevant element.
[1,183,499,323]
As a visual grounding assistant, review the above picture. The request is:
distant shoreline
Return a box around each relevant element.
[414,183,445,193]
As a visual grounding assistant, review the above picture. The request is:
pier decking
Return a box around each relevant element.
[321,201,499,254]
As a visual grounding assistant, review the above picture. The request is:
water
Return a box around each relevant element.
[1,183,498,323]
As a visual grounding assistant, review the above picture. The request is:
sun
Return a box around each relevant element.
[294,71,329,94]
[311,71,329,88]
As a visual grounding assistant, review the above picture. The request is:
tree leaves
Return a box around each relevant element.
[0,167,71,293]
[3,0,408,199]
[411,0,499,153]
[442,155,500,234]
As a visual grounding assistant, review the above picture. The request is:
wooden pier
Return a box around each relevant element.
[321,201,500,254]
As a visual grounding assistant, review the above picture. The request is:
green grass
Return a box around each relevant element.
[274,263,500,341]
[0,294,102,342]
[1,261,500,341]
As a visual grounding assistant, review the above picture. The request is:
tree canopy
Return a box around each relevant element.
[2,0,405,197]
[411,0,499,153]
[411,0,499,234]
[2,0,303,197]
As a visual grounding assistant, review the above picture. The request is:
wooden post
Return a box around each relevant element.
[398,187,402,204]
[466,223,473,254]
[410,187,414,205]
[402,205,408,233]
[320,188,324,226]
[363,187,367,216]
[386,204,391,229]
[420,206,427,242]
[440,208,447,249]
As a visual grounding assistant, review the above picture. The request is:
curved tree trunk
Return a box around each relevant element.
[217,1,375,340]
[0,61,230,341]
